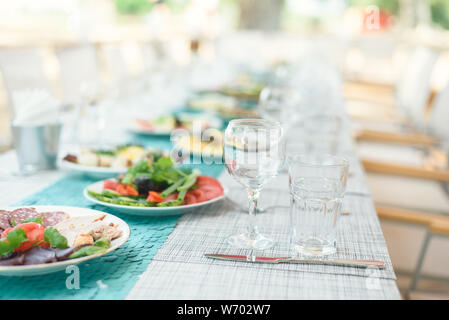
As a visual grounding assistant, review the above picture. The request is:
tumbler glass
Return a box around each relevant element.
[11,121,62,174]
[288,154,349,256]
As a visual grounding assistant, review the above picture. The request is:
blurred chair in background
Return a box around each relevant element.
[376,205,449,298]
[348,46,439,132]
[357,80,449,297]
[360,80,449,212]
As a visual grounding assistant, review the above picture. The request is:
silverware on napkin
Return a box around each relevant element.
[205,254,385,269]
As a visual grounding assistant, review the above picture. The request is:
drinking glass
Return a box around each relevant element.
[223,119,286,249]
[288,154,349,256]
[11,121,62,174]
[258,86,302,132]
[301,115,342,155]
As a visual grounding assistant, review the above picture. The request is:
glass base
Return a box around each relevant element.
[292,238,336,256]
[226,232,274,250]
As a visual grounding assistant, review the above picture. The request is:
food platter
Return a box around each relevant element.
[59,145,167,179]
[0,206,130,276]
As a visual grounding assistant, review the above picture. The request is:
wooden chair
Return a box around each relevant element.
[347,46,439,130]
[359,77,449,297]
[376,205,449,298]
[356,79,449,158]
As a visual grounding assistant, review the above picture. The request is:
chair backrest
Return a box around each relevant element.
[396,46,439,127]
[55,44,100,103]
[428,82,449,140]
[0,47,53,110]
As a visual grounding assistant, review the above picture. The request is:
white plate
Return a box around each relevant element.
[0,206,130,277]
[59,159,127,179]
[84,180,227,216]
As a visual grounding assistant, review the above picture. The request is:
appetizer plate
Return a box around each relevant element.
[0,206,130,277]
[59,159,127,179]
[129,113,223,136]
[84,180,227,216]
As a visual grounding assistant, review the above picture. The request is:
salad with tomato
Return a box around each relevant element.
[87,156,224,207]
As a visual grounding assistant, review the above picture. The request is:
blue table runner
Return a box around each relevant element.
[1,133,224,299]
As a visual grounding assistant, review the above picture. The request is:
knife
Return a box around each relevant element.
[204,254,385,269]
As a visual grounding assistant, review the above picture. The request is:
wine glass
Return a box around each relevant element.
[258,86,302,132]
[223,119,286,250]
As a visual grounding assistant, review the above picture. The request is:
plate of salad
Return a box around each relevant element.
[0,206,129,276]
[202,74,264,101]
[84,156,226,216]
[60,144,168,179]
[187,93,258,121]
[131,112,223,136]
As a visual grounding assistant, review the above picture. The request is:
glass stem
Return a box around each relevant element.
[247,189,260,239]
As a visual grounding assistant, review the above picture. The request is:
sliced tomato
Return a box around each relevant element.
[126,185,139,196]
[163,193,179,201]
[103,180,118,191]
[116,183,128,195]
[183,192,197,205]
[147,191,164,203]
[197,184,224,201]
[1,222,48,252]
[190,189,207,203]
[136,119,152,129]
[195,176,223,189]
[116,183,138,196]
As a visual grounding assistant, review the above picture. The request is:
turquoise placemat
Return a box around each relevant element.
[1,134,224,300]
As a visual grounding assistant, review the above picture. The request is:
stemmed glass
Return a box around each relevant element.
[223,119,286,250]
[258,86,302,132]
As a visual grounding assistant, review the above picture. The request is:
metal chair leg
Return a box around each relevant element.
[407,230,432,299]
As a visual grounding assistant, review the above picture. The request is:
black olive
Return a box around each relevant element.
[134,177,167,195]
[174,116,182,128]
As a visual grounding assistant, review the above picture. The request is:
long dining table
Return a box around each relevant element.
[0,71,401,300]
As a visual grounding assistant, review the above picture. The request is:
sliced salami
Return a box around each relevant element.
[0,210,11,232]
[41,211,70,227]
[9,207,39,226]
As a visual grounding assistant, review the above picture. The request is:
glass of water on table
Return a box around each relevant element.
[288,154,349,256]
[223,119,286,250]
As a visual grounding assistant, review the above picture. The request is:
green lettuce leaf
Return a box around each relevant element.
[68,237,111,259]
[0,227,28,256]
[44,227,68,248]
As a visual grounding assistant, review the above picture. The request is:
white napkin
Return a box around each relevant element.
[11,89,61,125]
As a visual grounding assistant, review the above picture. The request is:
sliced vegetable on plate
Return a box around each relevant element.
[133,113,222,135]
[84,156,226,216]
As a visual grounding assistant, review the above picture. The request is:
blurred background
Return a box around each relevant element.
[1,0,449,299]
